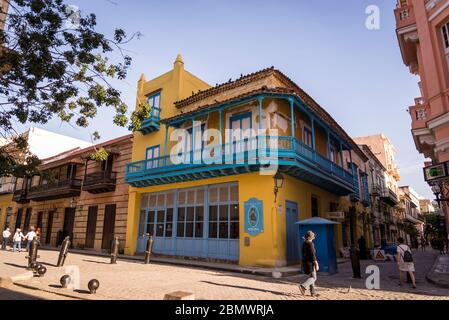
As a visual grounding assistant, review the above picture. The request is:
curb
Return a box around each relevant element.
[0,271,34,288]
[425,255,449,289]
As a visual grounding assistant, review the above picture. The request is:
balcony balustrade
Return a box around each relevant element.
[12,189,29,204]
[27,179,82,202]
[409,98,430,130]
[394,4,416,29]
[126,136,355,195]
[82,171,117,194]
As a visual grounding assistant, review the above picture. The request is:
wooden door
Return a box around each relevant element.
[36,212,43,230]
[23,208,32,232]
[102,204,116,250]
[63,207,76,241]
[85,206,98,248]
[14,208,23,230]
[45,211,54,245]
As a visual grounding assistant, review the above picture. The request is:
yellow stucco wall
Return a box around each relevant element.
[0,194,15,230]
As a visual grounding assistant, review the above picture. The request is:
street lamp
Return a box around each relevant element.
[431,183,447,208]
[273,170,284,203]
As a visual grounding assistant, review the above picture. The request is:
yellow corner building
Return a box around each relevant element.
[124,56,370,268]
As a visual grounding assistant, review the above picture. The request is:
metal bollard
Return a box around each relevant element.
[349,245,361,279]
[57,236,71,267]
[110,236,119,264]
[26,238,40,269]
[144,234,154,264]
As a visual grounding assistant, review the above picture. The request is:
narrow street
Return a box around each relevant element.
[0,248,447,300]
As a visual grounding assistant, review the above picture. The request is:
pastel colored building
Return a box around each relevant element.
[0,127,92,232]
[354,134,402,245]
[125,56,370,267]
[9,134,132,252]
[395,0,449,231]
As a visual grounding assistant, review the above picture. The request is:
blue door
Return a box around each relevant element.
[137,209,149,253]
[286,201,300,264]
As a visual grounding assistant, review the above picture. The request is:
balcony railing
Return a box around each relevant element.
[27,179,82,202]
[394,4,416,29]
[409,98,430,130]
[139,107,161,135]
[0,183,14,195]
[380,187,399,206]
[82,171,117,194]
[12,189,29,204]
[126,136,355,195]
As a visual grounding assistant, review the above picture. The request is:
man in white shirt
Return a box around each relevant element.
[25,226,37,252]
[2,227,11,250]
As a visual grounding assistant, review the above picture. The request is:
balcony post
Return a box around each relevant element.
[289,98,295,144]
[327,130,331,160]
[258,96,263,132]
[163,124,169,166]
[349,149,354,176]
[311,117,316,160]
[219,109,223,141]
[340,141,345,169]
[192,118,196,164]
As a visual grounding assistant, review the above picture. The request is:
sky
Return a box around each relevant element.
[16,0,433,198]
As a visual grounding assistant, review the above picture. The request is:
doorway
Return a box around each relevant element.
[62,207,76,243]
[286,201,300,264]
[102,204,116,251]
[85,206,98,248]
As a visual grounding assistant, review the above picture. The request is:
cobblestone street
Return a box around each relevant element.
[0,248,448,300]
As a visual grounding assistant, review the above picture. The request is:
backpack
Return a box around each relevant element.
[399,245,413,263]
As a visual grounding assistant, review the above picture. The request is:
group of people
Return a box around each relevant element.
[298,231,419,297]
[1,226,40,252]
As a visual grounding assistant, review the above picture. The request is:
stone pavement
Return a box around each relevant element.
[0,248,448,300]
[426,254,449,288]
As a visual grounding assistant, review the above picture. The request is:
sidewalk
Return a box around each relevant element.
[40,246,349,278]
[426,254,449,289]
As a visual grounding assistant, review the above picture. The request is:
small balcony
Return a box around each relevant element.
[394,4,416,29]
[12,189,29,204]
[138,107,161,135]
[0,183,14,195]
[409,98,430,130]
[27,179,82,202]
[380,187,399,206]
[126,136,356,196]
[82,171,117,194]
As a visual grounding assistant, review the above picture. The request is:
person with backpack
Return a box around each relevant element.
[396,237,416,289]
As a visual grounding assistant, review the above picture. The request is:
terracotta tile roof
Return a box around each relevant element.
[170,67,367,161]
[39,134,133,170]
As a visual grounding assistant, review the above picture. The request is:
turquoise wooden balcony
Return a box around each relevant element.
[138,107,161,135]
[125,136,355,195]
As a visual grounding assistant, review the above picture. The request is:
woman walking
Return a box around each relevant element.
[12,228,24,252]
[299,231,320,297]
[396,237,417,289]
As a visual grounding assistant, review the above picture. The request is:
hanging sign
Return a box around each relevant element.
[244,198,264,236]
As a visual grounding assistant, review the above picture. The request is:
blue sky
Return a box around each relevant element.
[19,0,432,198]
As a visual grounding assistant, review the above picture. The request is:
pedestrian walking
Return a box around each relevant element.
[24,226,37,252]
[2,227,11,250]
[438,237,445,255]
[298,231,320,297]
[420,236,426,252]
[12,228,24,252]
[396,237,417,289]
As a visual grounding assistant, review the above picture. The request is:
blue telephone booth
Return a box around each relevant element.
[296,217,339,275]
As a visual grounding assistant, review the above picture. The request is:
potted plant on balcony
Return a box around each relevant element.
[89,148,109,162]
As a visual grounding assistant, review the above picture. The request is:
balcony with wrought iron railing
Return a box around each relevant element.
[380,187,399,206]
[27,179,82,202]
[126,136,355,195]
[82,171,117,194]
[12,189,29,204]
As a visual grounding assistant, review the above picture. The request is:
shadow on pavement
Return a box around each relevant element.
[0,287,45,300]
[3,262,27,269]
[82,259,111,265]
[200,280,299,298]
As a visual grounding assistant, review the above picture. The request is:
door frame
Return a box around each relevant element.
[285,200,300,264]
